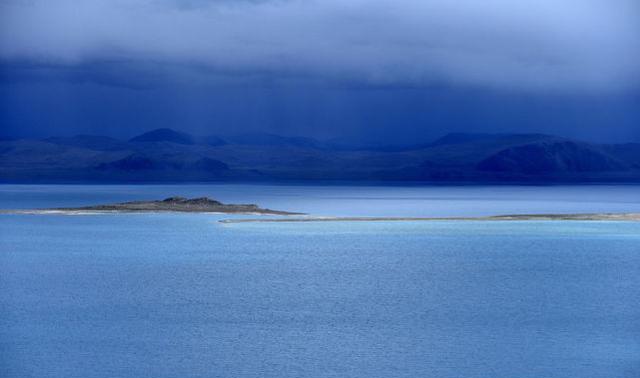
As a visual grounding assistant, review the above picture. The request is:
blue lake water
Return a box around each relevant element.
[1,184,640,378]
[2,183,640,216]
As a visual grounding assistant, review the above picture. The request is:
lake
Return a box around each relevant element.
[1,184,639,378]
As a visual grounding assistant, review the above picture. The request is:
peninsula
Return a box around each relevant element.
[220,213,640,223]
[3,197,639,222]
[3,196,301,215]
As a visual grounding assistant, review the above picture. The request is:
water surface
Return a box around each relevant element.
[1,185,639,378]
[2,183,640,216]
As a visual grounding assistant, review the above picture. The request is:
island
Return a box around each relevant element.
[3,196,302,215]
[2,197,639,222]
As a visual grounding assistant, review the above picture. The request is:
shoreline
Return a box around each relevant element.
[1,195,638,222]
[219,213,640,223]
[0,196,302,216]
[3,210,639,222]
[0,209,286,216]
[4,209,640,223]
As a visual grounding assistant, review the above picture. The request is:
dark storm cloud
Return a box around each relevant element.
[1,0,639,92]
[1,0,638,143]
[2,71,639,143]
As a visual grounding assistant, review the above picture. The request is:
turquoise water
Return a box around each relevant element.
[1,185,640,377]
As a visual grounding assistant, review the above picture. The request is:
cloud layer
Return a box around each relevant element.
[1,0,639,92]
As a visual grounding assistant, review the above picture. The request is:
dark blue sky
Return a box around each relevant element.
[1,0,639,143]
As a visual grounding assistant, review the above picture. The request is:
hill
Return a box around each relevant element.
[129,128,197,145]
[1,130,638,183]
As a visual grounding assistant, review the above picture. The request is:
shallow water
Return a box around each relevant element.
[1,185,639,378]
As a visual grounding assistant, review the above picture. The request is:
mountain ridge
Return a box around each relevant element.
[2,129,638,183]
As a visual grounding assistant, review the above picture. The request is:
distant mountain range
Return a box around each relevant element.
[2,128,639,183]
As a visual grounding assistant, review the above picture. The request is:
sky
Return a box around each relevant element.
[1,0,639,143]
